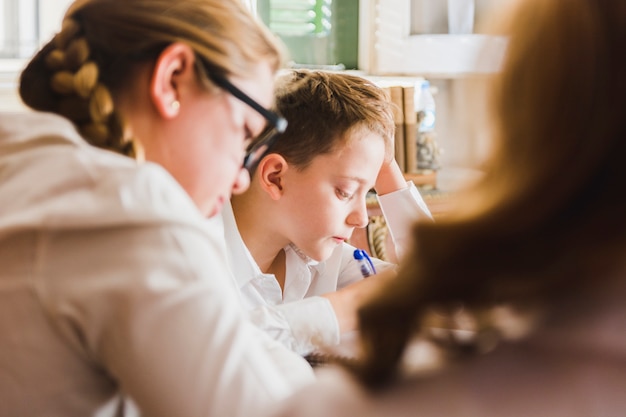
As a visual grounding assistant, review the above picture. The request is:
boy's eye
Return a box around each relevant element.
[336,188,354,200]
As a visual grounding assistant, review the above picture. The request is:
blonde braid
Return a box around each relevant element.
[44,18,134,157]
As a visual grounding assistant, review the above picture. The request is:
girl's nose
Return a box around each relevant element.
[231,167,251,195]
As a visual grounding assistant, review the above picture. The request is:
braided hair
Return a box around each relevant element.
[21,18,130,155]
[19,0,284,157]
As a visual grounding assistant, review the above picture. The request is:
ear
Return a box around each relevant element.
[257,154,288,200]
[149,43,196,118]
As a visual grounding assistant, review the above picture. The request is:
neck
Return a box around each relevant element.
[231,193,290,275]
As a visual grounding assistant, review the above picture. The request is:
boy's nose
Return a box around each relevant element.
[347,203,369,229]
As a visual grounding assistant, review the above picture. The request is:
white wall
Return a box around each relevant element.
[39,0,74,45]
[0,59,26,111]
[428,77,492,172]
[411,0,514,175]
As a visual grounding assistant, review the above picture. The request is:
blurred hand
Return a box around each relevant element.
[322,268,397,333]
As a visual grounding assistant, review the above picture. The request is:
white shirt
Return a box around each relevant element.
[0,112,314,417]
[221,182,432,355]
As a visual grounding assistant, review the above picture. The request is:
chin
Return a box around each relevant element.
[293,239,341,263]
[204,196,226,218]
[313,246,340,263]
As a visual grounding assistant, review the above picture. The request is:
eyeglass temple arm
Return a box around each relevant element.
[209,75,287,133]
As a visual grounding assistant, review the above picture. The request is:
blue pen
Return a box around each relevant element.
[353,249,377,277]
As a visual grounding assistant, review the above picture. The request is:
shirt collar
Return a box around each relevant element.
[286,243,320,266]
[220,200,265,288]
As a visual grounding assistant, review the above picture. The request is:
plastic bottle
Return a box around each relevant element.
[414,80,440,171]
[415,80,436,132]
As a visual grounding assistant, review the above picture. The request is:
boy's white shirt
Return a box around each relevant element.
[220,182,432,355]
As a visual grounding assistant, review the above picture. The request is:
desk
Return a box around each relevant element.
[306,331,446,374]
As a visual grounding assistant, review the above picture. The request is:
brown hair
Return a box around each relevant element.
[268,70,395,169]
[19,0,283,157]
[352,0,626,388]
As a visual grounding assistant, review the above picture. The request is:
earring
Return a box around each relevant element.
[170,100,180,111]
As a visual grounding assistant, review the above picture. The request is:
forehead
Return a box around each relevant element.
[303,130,386,181]
[330,126,388,163]
[339,123,392,160]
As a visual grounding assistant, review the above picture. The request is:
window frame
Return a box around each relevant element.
[358,0,507,77]
[0,0,73,111]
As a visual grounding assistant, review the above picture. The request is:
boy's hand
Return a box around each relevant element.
[375,159,408,196]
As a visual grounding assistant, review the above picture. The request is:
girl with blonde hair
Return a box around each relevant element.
[0,1,314,416]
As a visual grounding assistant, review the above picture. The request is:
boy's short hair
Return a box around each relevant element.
[269,70,395,169]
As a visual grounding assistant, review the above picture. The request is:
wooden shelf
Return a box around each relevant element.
[404,170,438,188]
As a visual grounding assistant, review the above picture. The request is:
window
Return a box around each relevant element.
[256,0,359,69]
[358,0,507,76]
[0,0,72,111]
[0,0,38,59]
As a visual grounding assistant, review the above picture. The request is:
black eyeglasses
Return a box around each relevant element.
[209,74,287,175]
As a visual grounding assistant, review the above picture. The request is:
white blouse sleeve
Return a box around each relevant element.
[40,221,315,417]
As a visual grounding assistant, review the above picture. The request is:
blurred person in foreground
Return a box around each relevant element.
[269,0,626,415]
[0,1,314,416]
